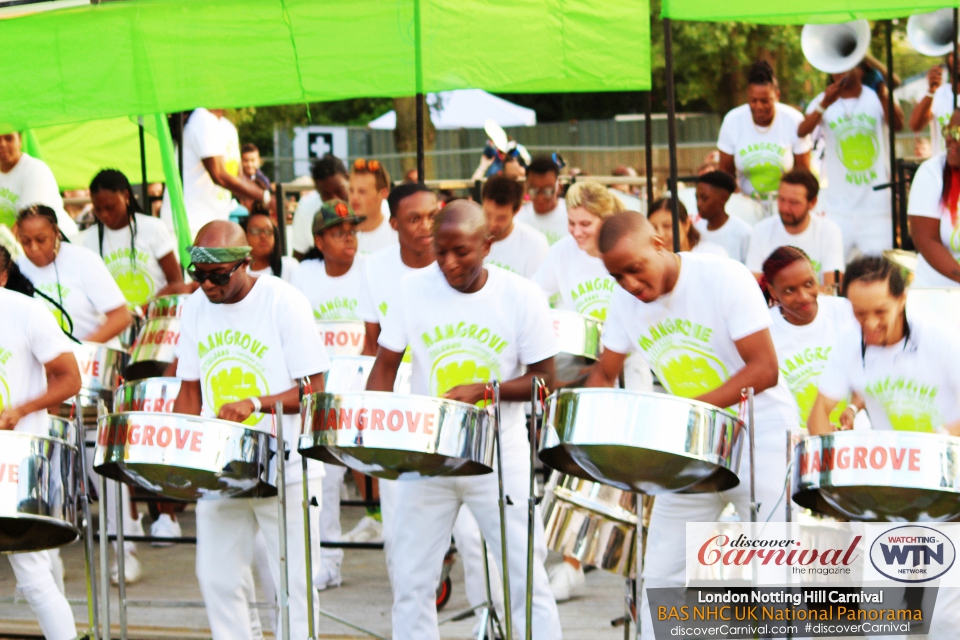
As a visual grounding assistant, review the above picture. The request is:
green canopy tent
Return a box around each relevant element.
[658,1,960,252]
[1,0,651,262]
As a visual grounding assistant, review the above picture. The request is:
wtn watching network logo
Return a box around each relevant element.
[869,525,956,583]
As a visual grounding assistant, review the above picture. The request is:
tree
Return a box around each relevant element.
[392,97,437,180]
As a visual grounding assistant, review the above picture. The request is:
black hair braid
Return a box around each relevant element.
[90,169,143,268]
[16,204,70,243]
[0,244,80,343]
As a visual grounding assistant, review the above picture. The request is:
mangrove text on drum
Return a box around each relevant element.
[320,329,364,350]
[0,463,18,483]
[98,421,204,452]
[798,445,921,475]
[133,327,180,349]
[312,407,436,435]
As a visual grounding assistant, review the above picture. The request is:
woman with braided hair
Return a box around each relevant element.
[82,169,187,307]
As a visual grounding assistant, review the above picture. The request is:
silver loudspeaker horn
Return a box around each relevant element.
[801,20,871,74]
[908,9,956,58]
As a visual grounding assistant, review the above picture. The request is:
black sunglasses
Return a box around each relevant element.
[188,259,245,285]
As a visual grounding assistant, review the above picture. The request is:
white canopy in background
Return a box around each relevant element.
[368,89,536,130]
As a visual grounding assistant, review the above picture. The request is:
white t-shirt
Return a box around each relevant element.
[602,253,796,432]
[18,243,127,340]
[717,103,812,196]
[534,236,615,321]
[164,108,241,236]
[175,276,330,482]
[290,190,321,255]
[819,315,960,433]
[907,153,960,288]
[516,199,569,246]
[0,289,75,435]
[0,153,78,239]
[291,257,368,322]
[695,216,752,264]
[768,296,857,425]
[929,81,954,156]
[359,244,433,326]
[691,242,728,258]
[746,214,845,281]
[357,215,399,255]
[81,214,177,307]
[248,256,300,284]
[378,264,557,457]
[485,220,549,279]
[807,89,890,217]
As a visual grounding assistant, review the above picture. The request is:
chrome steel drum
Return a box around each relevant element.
[792,431,960,522]
[539,389,743,494]
[542,472,637,577]
[299,392,494,480]
[0,418,79,552]
[94,412,277,500]
[316,320,366,357]
[145,294,191,319]
[325,355,411,394]
[126,317,180,380]
[907,287,960,329]
[118,307,145,351]
[73,341,128,402]
[114,377,182,414]
[550,310,601,360]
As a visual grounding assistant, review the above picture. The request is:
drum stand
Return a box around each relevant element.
[522,377,546,640]
[74,394,100,640]
[491,380,516,640]
[273,403,292,640]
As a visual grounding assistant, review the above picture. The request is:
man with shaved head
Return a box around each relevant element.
[173,220,329,638]
[587,211,797,639]
[367,199,562,639]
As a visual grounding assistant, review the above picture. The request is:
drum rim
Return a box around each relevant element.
[548,387,734,418]
[1,428,78,450]
[797,429,960,449]
[100,411,276,437]
[116,376,182,389]
[550,486,639,525]
[305,390,493,415]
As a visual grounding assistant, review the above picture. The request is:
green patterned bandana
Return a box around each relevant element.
[186,245,251,264]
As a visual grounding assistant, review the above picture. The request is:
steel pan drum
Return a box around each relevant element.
[299,392,494,480]
[146,294,191,319]
[94,412,276,500]
[550,310,602,360]
[539,389,743,494]
[114,377,182,414]
[125,294,190,379]
[74,342,128,402]
[793,431,960,522]
[0,418,79,552]
[316,321,366,357]
[542,472,637,577]
[907,287,960,329]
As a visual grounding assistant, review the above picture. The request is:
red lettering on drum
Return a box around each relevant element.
[386,410,403,431]
[355,408,368,431]
[323,408,337,431]
[175,429,190,449]
[127,424,141,445]
[836,447,850,469]
[164,332,179,345]
[0,464,17,483]
[141,425,156,446]
[423,413,435,435]
[190,431,203,452]
[79,359,100,377]
[909,449,920,471]
[852,447,868,469]
[323,332,334,346]
[336,332,348,346]
[821,448,835,471]
[869,447,887,469]
[890,448,906,469]
[405,412,421,433]
[339,409,353,430]
[156,427,173,447]
[371,409,385,430]
[553,319,561,337]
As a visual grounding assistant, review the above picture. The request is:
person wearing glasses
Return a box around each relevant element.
[909,110,960,288]
[517,155,570,246]
[173,221,328,639]
[350,158,398,254]
[243,212,299,283]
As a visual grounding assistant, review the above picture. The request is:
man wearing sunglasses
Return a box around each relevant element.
[516,155,570,246]
[173,221,329,639]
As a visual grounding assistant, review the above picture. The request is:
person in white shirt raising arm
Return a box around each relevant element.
[587,211,798,640]
[907,55,955,156]
[482,175,548,278]
[908,109,960,288]
[746,168,844,289]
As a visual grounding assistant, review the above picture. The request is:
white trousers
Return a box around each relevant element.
[827,210,892,261]
[319,464,346,568]
[390,456,561,640]
[451,504,505,619]
[381,477,397,568]
[8,551,77,640]
[196,479,321,640]
[639,429,791,639]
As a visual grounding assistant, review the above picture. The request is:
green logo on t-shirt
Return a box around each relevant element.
[744,160,783,193]
[313,297,360,322]
[864,376,940,433]
[205,361,267,427]
[378,301,388,317]
[422,321,507,401]
[569,276,615,322]
[198,330,272,427]
[635,318,728,400]
[34,283,71,331]
[738,142,788,194]
[103,248,155,306]
[829,114,880,185]
[0,189,19,229]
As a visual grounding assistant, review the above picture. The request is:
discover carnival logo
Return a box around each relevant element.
[869,525,956,583]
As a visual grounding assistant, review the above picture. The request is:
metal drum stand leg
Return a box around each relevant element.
[524,377,545,640]
[115,480,128,640]
[75,395,100,639]
[97,399,111,640]
[491,381,514,640]
[475,537,506,640]
[301,455,317,640]
[274,403,292,640]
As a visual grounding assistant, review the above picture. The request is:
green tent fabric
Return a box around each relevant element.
[0,0,651,132]
[661,0,959,24]
[30,117,165,190]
